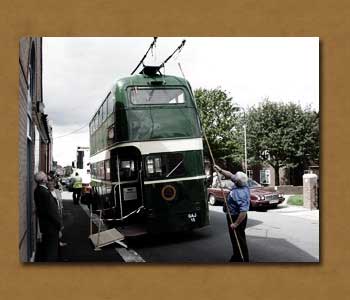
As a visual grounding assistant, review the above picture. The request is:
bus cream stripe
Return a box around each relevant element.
[91,176,207,185]
[144,175,207,185]
[90,151,111,164]
[90,138,203,163]
[91,179,138,185]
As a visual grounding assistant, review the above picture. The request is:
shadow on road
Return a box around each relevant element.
[126,211,263,249]
[248,235,319,263]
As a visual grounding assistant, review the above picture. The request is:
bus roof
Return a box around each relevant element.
[114,74,191,90]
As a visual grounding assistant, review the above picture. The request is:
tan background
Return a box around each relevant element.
[0,0,349,298]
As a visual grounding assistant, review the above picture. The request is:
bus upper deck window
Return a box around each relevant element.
[129,88,186,105]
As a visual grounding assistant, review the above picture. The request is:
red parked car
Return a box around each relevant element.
[207,178,284,209]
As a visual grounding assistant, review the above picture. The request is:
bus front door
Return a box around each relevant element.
[111,147,144,223]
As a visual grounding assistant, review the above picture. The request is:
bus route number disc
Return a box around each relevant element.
[161,184,176,201]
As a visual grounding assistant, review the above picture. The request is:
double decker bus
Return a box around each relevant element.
[88,65,209,233]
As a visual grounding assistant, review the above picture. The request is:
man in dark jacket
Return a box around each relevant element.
[34,171,62,262]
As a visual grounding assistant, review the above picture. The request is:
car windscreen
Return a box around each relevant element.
[128,88,186,105]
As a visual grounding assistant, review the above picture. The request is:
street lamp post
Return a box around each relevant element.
[236,106,248,174]
[243,123,247,174]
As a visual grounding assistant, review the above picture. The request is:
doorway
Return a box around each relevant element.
[111,146,144,221]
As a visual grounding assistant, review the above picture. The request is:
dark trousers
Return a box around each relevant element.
[226,214,249,262]
[41,232,59,262]
[73,188,81,204]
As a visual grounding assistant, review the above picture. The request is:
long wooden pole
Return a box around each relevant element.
[202,131,244,262]
[178,62,244,261]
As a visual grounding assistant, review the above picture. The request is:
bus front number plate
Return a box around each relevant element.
[188,213,197,222]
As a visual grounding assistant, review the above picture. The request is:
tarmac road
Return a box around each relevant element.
[127,206,319,263]
[57,192,319,263]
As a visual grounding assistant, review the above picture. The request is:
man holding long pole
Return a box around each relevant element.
[214,165,250,262]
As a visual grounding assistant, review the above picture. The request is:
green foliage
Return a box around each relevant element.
[194,88,242,165]
[287,195,304,206]
[246,99,319,185]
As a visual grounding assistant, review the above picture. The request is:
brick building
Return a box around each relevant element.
[19,37,53,262]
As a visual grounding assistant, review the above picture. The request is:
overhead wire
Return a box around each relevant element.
[53,122,90,139]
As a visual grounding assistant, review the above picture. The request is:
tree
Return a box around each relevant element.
[246,99,319,186]
[194,88,242,167]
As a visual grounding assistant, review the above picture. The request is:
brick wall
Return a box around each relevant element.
[18,42,29,261]
[264,185,303,195]
[18,37,43,262]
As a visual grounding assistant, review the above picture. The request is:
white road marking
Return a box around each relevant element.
[116,248,145,263]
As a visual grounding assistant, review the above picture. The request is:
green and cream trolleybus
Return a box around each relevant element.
[88,66,209,233]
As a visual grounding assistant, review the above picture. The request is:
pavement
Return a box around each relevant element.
[274,194,319,221]
[39,191,125,262]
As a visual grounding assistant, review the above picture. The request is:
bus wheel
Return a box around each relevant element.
[208,194,217,206]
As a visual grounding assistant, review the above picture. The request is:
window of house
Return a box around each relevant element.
[260,169,271,185]
[27,50,35,140]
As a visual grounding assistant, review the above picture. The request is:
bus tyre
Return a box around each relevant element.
[208,194,217,206]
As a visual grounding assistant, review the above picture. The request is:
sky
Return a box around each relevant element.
[42,37,319,167]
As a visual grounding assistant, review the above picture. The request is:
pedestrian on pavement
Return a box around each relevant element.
[34,171,62,262]
[48,174,67,247]
[72,172,83,205]
[214,165,250,262]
